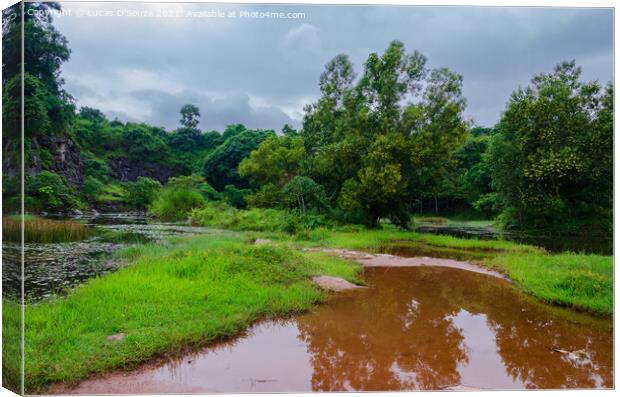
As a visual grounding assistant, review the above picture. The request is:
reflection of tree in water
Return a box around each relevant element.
[296,267,612,391]
[455,274,613,389]
[296,267,470,391]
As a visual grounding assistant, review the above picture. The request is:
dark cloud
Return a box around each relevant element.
[54,2,613,130]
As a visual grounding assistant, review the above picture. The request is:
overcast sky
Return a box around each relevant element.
[52,2,613,132]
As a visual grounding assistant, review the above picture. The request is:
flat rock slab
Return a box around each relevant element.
[312,276,364,292]
[254,239,272,245]
[317,249,509,281]
[106,333,127,342]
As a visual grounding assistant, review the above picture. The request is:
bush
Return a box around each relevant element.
[247,183,284,208]
[166,175,221,201]
[189,202,333,234]
[25,171,80,212]
[148,188,206,221]
[82,176,105,202]
[224,185,251,209]
[189,203,284,231]
[82,151,112,181]
[125,177,162,210]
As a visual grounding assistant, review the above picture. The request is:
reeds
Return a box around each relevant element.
[3,216,94,243]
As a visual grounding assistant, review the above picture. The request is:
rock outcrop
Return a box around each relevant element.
[3,135,85,188]
[107,156,175,184]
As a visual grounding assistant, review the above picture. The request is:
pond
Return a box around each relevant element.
[59,266,613,393]
[1,214,213,300]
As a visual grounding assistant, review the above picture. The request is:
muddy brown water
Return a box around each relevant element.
[58,266,613,394]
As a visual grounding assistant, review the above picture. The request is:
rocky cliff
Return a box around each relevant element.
[107,157,175,184]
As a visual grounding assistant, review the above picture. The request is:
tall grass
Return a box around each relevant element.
[3,216,93,243]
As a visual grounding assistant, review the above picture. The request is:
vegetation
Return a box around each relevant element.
[148,188,206,221]
[2,1,611,240]
[285,227,611,314]
[3,216,93,243]
[487,61,613,234]
[490,252,612,314]
[5,234,361,392]
[24,171,81,213]
[125,177,162,210]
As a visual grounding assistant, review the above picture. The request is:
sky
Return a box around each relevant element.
[52,2,614,132]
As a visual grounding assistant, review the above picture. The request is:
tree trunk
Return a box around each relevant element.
[434,196,438,214]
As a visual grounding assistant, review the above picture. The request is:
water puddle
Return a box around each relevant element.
[59,266,613,393]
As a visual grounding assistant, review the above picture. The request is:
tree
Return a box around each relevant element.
[489,61,612,233]
[238,135,306,188]
[408,68,469,213]
[301,41,467,226]
[202,128,274,190]
[123,123,168,160]
[3,74,50,138]
[282,124,298,136]
[2,2,74,134]
[169,127,205,152]
[179,104,200,128]
[282,176,328,216]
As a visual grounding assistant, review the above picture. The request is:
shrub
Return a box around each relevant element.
[148,188,206,221]
[223,185,251,209]
[125,177,162,210]
[82,151,112,181]
[189,202,333,234]
[166,175,221,201]
[247,183,284,208]
[25,171,80,212]
[82,176,105,202]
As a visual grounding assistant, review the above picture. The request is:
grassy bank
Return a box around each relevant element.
[190,205,611,314]
[8,233,360,392]
[489,253,613,314]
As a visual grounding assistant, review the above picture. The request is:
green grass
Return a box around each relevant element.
[3,216,94,243]
[292,226,541,254]
[489,253,613,314]
[2,299,22,394]
[9,233,361,392]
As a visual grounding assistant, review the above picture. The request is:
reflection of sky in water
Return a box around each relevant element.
[451,310,525,389]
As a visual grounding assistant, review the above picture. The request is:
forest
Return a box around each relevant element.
[2,2,613,236]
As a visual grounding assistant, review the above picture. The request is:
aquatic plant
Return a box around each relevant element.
[3,216,94,243]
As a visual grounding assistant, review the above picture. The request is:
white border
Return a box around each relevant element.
[0,1,616,397]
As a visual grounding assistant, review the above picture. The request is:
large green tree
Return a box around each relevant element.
[301,41,468,226]
[488,61,613,233]
[2,2,74,136]
[202,127,274,190]
[238,135,306,188]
